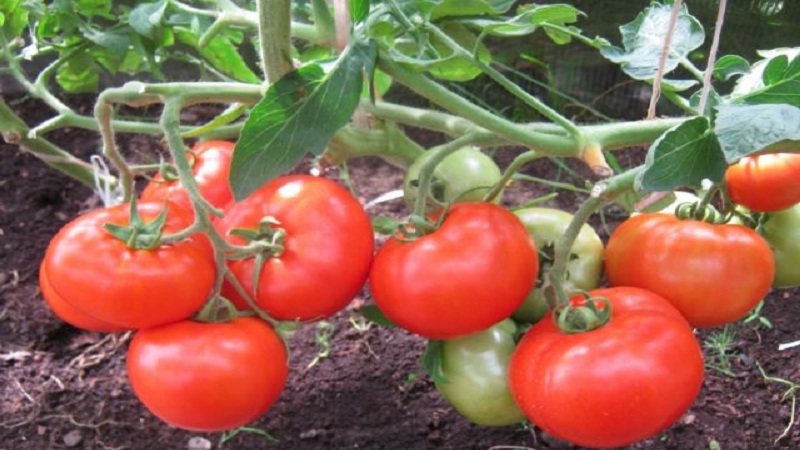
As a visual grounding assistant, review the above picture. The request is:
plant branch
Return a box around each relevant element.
[0,98,100,188]
[483,150,541,203]
[311,0,336,44]
[412,133,495,218]
[257,0,293,85]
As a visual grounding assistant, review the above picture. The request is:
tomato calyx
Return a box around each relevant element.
[103,197,169,250]
[553,294,611,334]
[228,216,287,257]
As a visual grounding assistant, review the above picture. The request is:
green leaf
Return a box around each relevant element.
[356,304,396,327]
[713,55,749,81]
[600,2,704,83]
[175,29,259,83]
[129,0,167,39]
[36,0,80,38]
[427,21,490,82]
[466,4,583,38]
[763,55,789,86]
[80,25,131,54]
[430,0,515,20]
[732,48,800,106]
[421,340,449,384]
[637,117,727,191]
[230,41,376,200]
[76,0,112,18]
[350,0,369,24]
[715,104,800,163]
[56,49,99,93]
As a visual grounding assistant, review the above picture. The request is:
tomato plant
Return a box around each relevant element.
[509,287,704,449]
[604,213,774,328]
[141,140,236,210]
[403,146,502,213]
[127,317,288,431]
[762,203,800,288]
[512,207,604,323]
[725,153,800,212]
[38,262,127,332]
[217,175,373,321]
[42,202,216,329]
[369,202,538,339]
[434,319,524,426]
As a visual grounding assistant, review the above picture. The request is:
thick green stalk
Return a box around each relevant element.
[325,123,425,168]
[311,0,336,43]
[0,98,99,188]
[378,55,579,155]
[257,0,293,85]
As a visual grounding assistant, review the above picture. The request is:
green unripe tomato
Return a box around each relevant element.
[762,203,800,288]
[512,208,604,323]
[435,320,525,426]
[403,146,502,214]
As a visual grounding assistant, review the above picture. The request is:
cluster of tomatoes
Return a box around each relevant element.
[39,139,800,447]
[40,141,375,431]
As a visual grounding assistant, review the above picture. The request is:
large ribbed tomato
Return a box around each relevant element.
[217,175,374,321]
[127,317,288,431]
[509,287,704,449]
[604,213,774,328]
[725,153,800,212]
[369,202,538,339]
[42,202,215,329]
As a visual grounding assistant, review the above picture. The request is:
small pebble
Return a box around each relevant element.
[188,436,212,450]
[63,429,82,447]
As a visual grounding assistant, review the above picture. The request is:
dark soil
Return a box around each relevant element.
[2,96,799,450]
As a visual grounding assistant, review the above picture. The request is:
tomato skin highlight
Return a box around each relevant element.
[43,202,216,329]
[509,287,704,449]
[39,263,127,332]
[725,153,800,212]
[369,202,538,339]
[604,213,774,328]
[217,175,374,321]
[141,140,235,210]
[127,317,288,431]
[762,203,800,288]
[436,319,525,426]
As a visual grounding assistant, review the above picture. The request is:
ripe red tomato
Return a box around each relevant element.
[127,317,288,431]
[43,202,216,329]
[369,202,538,339]
[217,175,374,321]
[725,153,800,212]
[141,140,235,210]
[604,213,774,328]
[39,262,127,332]
[509,287,704,449]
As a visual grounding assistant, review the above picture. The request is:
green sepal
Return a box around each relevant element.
[103,196,168,250]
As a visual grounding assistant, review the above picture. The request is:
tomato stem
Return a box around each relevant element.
[547,167,641,309]
[483,150,541,203]
[411,133,494,219]
[257,0,293,86]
